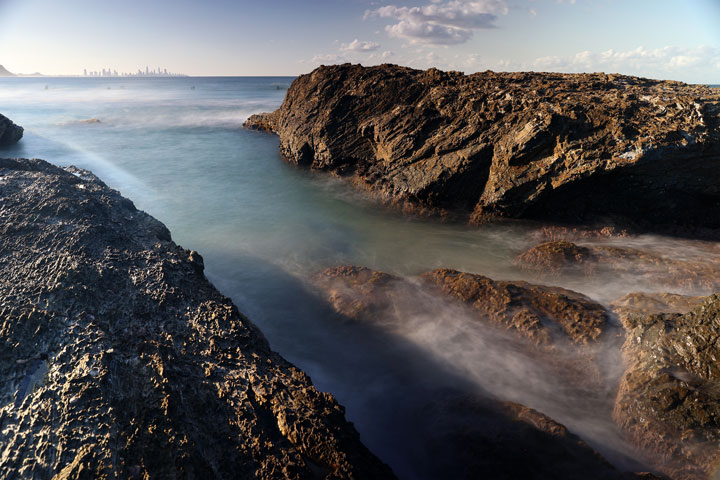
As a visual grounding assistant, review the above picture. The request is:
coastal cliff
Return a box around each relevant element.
[245,64,720,234]
[0,113,23,146]
[0,158,394,479]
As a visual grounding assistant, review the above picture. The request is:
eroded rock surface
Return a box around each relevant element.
[314,265,649,478]
[0,158,394,479]
[610,292,705,327]
[421,268,608,346]
[0,113,23,146]
[614,294,720,480]
[245,64,720,234]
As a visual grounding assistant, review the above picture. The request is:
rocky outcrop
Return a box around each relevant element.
[314,266,653,478]
[610,292,705,327]
[315,265,609,346]
[614,294,720,480]
[516,240,720,293]
[421,268,608,346]
[0,113,23,146]
[245,64,720,234]
[0,158,394,479]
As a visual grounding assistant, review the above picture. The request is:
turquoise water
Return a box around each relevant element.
[2,76,715,477]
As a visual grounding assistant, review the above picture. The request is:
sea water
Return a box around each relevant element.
[1,76,717,478]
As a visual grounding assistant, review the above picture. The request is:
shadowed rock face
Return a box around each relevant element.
[0,158,394,479]
[417,391,630,480]
[245,64,720,234]
[0,114,23,146]
[614,294,720,480]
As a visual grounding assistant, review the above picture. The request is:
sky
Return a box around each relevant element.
[0,0,718,82]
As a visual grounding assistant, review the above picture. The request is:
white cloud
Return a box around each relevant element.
[365,0,508,45]
[309,53,347,65]
[340,39,381,52]
[530,45,720,82]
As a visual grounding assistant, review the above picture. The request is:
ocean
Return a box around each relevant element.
[1,76,715,477]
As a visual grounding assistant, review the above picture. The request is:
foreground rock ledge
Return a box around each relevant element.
[615,294,720,480]
[0,158,394,479]
[245,64,720,234]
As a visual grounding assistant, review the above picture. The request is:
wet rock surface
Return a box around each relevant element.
[421,268,609,346]
[417,391,632,480]
[314,265,653,478]
[516,240,720,293]
[0,158,394,479]
[610,292,705,327]
[316,265,609,346]
[0,113,23,146]
[245,64,720,234]
[614,294,720,480]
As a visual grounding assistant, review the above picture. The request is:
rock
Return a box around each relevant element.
[516,240,720,293]
[421,268,608,345]
[314,267,647,478]
[516,240,597,275]
[614,294,720,479]
[246,64,720,235]
[316,265,609,346]
[0,158,394,479]
[0,113,23,146]
[313,265,401,321]
[314,265,615,395]
[610,292,705,327]
[244,112,279,133]
[417,390,631,480]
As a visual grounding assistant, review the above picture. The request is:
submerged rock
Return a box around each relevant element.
[614,294,720,480]
[0,158,394,479]
[314,265,649,478]
[245,64,720,234]
[316,265,609,346]
[417,390,631,480]
[0,113,23,146]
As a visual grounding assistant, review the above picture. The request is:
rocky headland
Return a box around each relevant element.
[0,113,23,146]
[245,63,720,236]
[0,157,394,479]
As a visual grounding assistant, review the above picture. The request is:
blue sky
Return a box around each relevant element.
[0,0,718,82]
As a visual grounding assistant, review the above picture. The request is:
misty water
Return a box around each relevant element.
[2,77,718,478]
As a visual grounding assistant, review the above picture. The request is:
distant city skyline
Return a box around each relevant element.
[82,66,186,77]
[0,0,718,83]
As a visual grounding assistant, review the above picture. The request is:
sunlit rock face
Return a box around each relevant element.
[0,158,394,480]
[0,113,23,146]
[245,64,720,235]
[614,294,720,480]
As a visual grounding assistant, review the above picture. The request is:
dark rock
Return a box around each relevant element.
[614,294,720,479]
[0,158,394,479]
[417,391,630,480]
[247,64,720,234]
[0,113,23,146]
